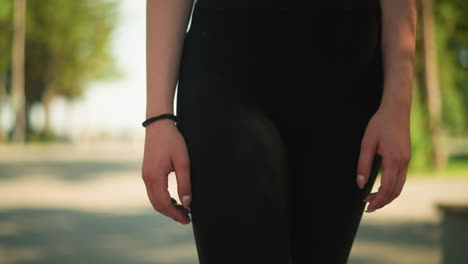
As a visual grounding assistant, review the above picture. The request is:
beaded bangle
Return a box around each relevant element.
[142,113,177,127]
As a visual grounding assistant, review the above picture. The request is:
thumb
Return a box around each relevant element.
[172,151,192,209]
[357,134,378,189]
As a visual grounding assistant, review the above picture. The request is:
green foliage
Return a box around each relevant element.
[409,79,432,172]
[409,0,468,170]
[435,0,468,135]
[0,0,12,74]
[24,0,123,102]
[0,0,122,102]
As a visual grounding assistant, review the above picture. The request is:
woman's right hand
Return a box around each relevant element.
[141,119,192,224]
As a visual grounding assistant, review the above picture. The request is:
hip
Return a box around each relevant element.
[180,2,383,83]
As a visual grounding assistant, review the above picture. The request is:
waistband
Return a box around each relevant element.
[189,1,274,36]
[189,0,381,36]
[195,0,381,12]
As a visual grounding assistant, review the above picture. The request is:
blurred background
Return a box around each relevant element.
[0,0,467,263]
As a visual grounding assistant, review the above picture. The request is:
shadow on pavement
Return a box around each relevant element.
[0,160,141,182]
[0,208,197,264]
[0,208,441,264]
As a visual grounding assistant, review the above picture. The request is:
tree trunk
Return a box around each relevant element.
[421,0,446,170]
[11,0,26,143]
[42,88,54,134]
[25,101,32,135]
[0,76,5,142]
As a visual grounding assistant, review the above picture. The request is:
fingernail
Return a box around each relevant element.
[182,195,192,209]
[357,174,365,189]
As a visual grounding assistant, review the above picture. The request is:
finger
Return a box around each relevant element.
[388,162,408,203]
[356,131,378,190]
[171,197,189,213]
[366,159,398,212]
[153,173,191,224]
[145,171,190,224]
[363,191,377,202]
[172,150,192,210]
[366,156,399,212]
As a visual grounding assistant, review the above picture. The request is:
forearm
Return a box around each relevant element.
[146,0,194,118]
[379,0,417,116]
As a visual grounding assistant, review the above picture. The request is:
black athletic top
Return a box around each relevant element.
[196,0,381,11]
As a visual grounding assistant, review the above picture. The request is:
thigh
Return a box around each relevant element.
[175,6,291,263]
[271,6,384,263]
[273,85,382,264]
[176,89,291,263]
[285,136,382,263]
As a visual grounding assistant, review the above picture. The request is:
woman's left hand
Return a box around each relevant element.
[356,104,411,213]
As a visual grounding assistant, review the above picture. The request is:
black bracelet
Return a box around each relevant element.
[142,113,177,127]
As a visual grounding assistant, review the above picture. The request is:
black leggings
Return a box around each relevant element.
[176,3,383,264]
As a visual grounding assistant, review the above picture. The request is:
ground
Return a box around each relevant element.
[0,141,467,264]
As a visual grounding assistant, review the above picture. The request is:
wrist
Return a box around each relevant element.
[379,83,412,115]
[377,98,412,125]
[144,118,177,132]
[143,113,177,129]
[146,110,174,119]
[146,102,174,118]
[380,96,411,111]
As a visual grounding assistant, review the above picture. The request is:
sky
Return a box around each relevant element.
[1,0,169,141]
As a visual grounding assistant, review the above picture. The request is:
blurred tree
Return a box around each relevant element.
[0,0,122,140]
[421,0,445,169]
[435,0,468,133]
[11,0,26,143]
[0,0,13,141]
[25,0,122,135]
[410,0,468,171]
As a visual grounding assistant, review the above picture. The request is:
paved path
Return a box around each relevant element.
[0,142,467,264]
